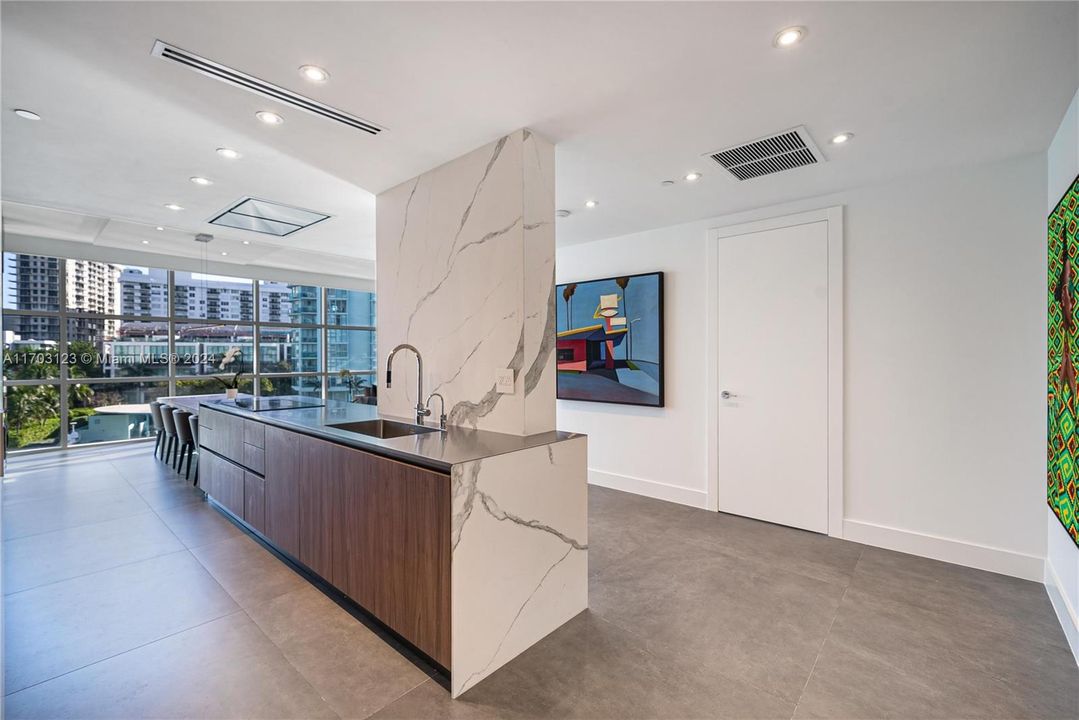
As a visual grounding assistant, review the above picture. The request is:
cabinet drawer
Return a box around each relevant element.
[243,443,265,475]
[244,471,266,533]
[244,420,265,448]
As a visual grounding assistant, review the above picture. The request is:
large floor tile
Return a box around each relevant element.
[154,499,243,548]
[590,537,845,704]
[4,611,337,719]
[3,511,184,595]
[110,454,186,486]
[800,585,1079,719]
[4,550,238,693]
[131,476,204,510]
[851,547,1069,650]
[1,484,150,540]
[248,585,429,719]
[191,534,307,609]
[0,461,131,505]
[376,612,793,720]
[670,508,864,587]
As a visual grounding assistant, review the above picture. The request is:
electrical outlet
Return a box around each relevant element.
[496,368,515,394]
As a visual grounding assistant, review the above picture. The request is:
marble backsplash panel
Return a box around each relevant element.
[376,129,556,436]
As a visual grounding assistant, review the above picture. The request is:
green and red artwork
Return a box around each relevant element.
[1049,173,1079,547]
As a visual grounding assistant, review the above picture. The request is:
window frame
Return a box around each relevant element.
[2,255,376,453]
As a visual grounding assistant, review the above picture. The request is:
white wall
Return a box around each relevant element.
[558,151,1047,580]
[1046,87,1079,663]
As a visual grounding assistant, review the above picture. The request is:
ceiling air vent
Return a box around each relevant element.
[209,198,330,237]
[150,40,383,135]
[704,126,824,181]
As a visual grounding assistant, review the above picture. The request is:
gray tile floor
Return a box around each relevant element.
[3,444,1076,719]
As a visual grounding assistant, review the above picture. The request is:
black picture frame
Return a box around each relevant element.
[555,270,664,408]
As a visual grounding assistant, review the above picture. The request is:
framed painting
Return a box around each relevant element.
[1049,172,1079,548]
[555,271,664,407]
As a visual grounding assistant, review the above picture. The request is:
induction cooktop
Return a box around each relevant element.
[231,397,325,412]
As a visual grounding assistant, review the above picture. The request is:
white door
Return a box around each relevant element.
[718,220,829,533]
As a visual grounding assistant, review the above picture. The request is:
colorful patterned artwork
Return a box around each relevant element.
[556,272,664,407]
[1048,173,1079,547]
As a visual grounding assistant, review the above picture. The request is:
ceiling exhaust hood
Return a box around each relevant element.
[209,197,330,237]
[150,40,384,135]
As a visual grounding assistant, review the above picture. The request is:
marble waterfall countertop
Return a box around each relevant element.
[199,397,582,473]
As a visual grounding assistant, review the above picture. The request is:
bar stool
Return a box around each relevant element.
[173,409,196,479]
[187,415,200,486]
[159,405,179,467]
[149,402,166,459]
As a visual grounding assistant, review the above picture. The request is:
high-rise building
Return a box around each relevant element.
[6,254,120,342]
[117,270,292,322]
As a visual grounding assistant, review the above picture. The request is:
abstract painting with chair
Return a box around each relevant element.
[556,271,664,407]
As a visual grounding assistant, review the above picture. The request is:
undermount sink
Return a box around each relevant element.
[327,419,441,439]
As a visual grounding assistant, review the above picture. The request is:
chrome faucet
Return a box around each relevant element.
[425,392,447,430]
[385,344,428,425]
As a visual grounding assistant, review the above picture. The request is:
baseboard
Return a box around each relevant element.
[587,469,709,509]
[842,518,1044,582]
[1045,556,1079,665]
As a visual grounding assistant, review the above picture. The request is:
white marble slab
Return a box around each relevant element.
[376,129,556,436]
[450,436,588,697]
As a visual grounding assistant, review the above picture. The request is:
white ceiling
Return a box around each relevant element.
[2,2,1076,281]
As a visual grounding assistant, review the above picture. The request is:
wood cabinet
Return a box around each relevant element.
[297,434,337,582]
[244,471,266,534]
[199,413,451,668]
[201,408,244,463]
[336,449,451,666]
[263,425,300,558]
[203,450,244,518]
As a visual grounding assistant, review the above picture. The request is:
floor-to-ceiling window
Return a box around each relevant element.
[1,252,376,452]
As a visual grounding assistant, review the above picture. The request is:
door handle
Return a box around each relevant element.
[721,390,737,400]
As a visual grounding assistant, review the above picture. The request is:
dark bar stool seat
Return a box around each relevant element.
[148,402,166,459]
[173,409,196,480]
[159,405,179,466]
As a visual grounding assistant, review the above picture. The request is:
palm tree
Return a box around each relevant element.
[562,283,578,329]
[615,276,631,360]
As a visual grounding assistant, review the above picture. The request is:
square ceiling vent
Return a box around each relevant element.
[209,197,330,237]
[704,126,825,181]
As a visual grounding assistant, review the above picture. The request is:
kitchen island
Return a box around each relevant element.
[197,397,587,697]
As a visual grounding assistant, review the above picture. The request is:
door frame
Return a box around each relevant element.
[705,206,844,537]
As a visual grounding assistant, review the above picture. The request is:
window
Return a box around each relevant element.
[0,252,376,452]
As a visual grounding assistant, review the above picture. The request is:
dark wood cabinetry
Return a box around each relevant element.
[264,425,300,558]
[244,471,266,534]
[199,414,451,668]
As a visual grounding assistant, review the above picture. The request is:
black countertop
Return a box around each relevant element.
[199,397,582,473]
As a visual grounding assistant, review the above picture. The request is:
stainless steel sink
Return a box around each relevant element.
[327,419,441,439]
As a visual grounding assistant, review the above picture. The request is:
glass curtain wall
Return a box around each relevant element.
[2,252,376,452]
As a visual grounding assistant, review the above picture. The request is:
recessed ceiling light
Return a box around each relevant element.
[556,209,572,218]
[13,109,40,121]
[660,180,676,187]
[220,251,228,256]
[190,176,213,186]
[164,203,184,211]
[684,172,702,182]
[585,200,598,209]
[830,132,854,145]
[773,26,807,48]
[216,147,241,160]
[255,110,284,125]
[242,240,251,245]
[299,65,330,83]
[141,240,150,245]
[155,226,164,231]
